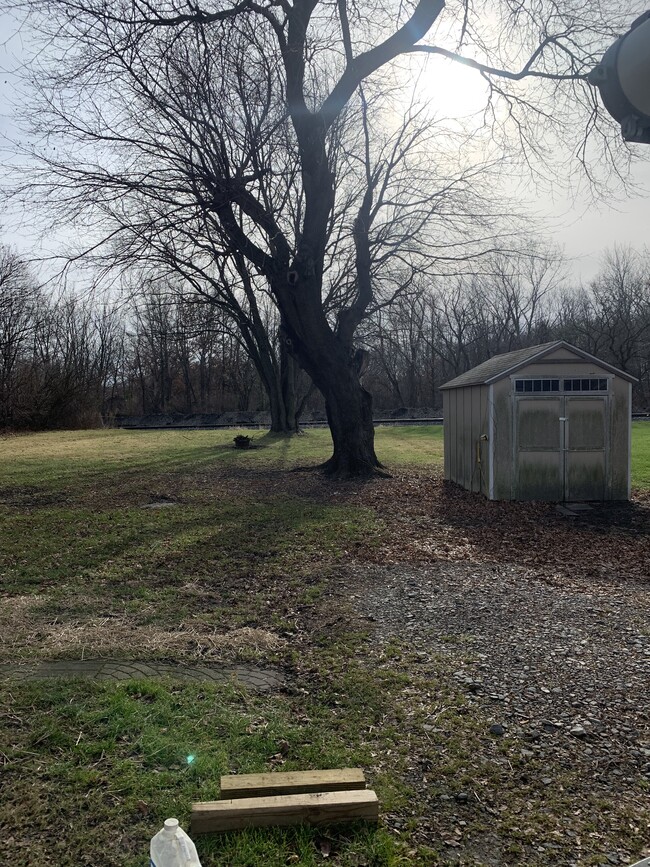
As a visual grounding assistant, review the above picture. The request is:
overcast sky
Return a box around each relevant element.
[1,9,648,288]
[537,159,650,283]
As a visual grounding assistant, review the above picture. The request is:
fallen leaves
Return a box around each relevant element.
[351,470,650,590]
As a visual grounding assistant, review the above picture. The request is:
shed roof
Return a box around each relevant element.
[439,341,638,390]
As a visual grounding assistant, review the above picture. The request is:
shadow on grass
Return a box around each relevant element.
[1,492,373,598]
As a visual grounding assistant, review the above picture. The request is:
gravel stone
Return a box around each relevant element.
[570,724,587,738]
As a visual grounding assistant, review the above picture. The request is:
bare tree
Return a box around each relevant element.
[363,295,429,408]
[125,279,275,415]
[28,293,124,427]
[364,242,565,406]
[0,245,43,427]
[480,247,564,352]
[589,247,650,375]
[0,242,125,429]
[10,0,644,474]
[557,247,650,387]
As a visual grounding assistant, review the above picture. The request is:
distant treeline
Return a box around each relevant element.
[2,244,649,430]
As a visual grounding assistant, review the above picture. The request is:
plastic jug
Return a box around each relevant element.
[150,818,202,867]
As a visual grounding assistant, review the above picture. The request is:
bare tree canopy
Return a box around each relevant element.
[5,0,648,474]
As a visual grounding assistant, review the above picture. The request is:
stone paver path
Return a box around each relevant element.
[0,659,284,692]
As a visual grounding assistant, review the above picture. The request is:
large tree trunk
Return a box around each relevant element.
[236,319,298,435]
[280,341,297,432]
[322,375,380,478]
[291,331,380,477]
[260,342,299,434]
[273,269,382,475]
[267,379,298,434]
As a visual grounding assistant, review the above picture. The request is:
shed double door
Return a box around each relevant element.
[515,396,607,501]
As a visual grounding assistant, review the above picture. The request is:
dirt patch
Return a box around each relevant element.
[0,486,71,507]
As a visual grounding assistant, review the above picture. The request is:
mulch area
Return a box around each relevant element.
[353,470,650,587]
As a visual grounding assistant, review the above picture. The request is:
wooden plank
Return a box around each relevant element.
[220,768,366,800]
[192,790,379,834]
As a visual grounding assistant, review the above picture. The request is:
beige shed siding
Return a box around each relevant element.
[492,377,513,500]
[442,390,451,479]
[506,360,628,501]
[443,385,489,494]
[609,376,631,500]
[521,361,611,377]
[504,356,629,501]
[479,386,489,496]
[442,391,453,479]
[532,347,587,363]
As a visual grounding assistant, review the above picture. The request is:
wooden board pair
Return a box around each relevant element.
[191,768,378,834]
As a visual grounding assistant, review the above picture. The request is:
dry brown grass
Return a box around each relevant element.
[0,596,286,662]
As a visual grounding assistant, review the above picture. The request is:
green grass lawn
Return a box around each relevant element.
[3,669,417,866]
[0,426,445,867]
[0,424,444,489]
[0,423,648,867]
[631,421,650,489]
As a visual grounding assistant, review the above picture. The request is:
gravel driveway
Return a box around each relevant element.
[354,560,650,866]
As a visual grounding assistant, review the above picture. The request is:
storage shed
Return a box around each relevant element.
[440,341,636,501]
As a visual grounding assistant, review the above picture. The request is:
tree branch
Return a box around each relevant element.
[320,0,445,130]
[409,39,589,82]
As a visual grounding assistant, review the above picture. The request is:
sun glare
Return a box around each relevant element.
[421,57,489,120]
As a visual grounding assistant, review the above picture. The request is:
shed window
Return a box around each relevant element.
[515,379,559,393]
[563,378,608,392]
